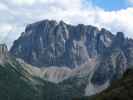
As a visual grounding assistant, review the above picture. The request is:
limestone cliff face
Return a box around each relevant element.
[10,20,133,69]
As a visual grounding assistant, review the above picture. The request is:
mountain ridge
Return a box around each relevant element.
[10,19,133,68]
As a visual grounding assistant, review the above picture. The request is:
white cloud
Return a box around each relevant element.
[128,0,133,4]
[0,24,12,46]
[0,0,133,48]
[12,0,35,5]
[0,24,12,34]
[0,23,24,48]
[92,8,133,37]
[0,2,8,10]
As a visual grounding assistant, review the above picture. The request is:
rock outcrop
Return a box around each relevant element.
[0,44,8,63]
[10,20,133,70]
[0,44,8,57]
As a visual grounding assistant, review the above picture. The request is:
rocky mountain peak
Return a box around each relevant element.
[115,32,125,43]
[10,20,133,69]
[59,20,66,25]
[116,32,124,38]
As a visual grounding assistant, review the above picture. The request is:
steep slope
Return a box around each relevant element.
[0,44,93,100]
[0,45,65,100]
[10,20,133,69]
[73,69,133,100]
[0,59,76,100]
[10,49,128,97]
[60,48,127,96]
[0,44,39,100]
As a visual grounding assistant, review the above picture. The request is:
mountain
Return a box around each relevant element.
[73,69,133,100]
[10,20,133,69]
[2,44,132,100]
[8,19,133,97]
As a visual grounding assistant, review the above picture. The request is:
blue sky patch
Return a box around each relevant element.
[90,0,130,11]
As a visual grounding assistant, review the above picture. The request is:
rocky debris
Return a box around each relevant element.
[73,69,133,100]
[17,58,72,83]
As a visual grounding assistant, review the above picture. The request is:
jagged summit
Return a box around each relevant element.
[10,19,133,69]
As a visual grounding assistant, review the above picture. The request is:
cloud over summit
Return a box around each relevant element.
[0,0,133,48]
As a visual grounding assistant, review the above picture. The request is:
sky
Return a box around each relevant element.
[91,0,130,11]
[0,0,133,48]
